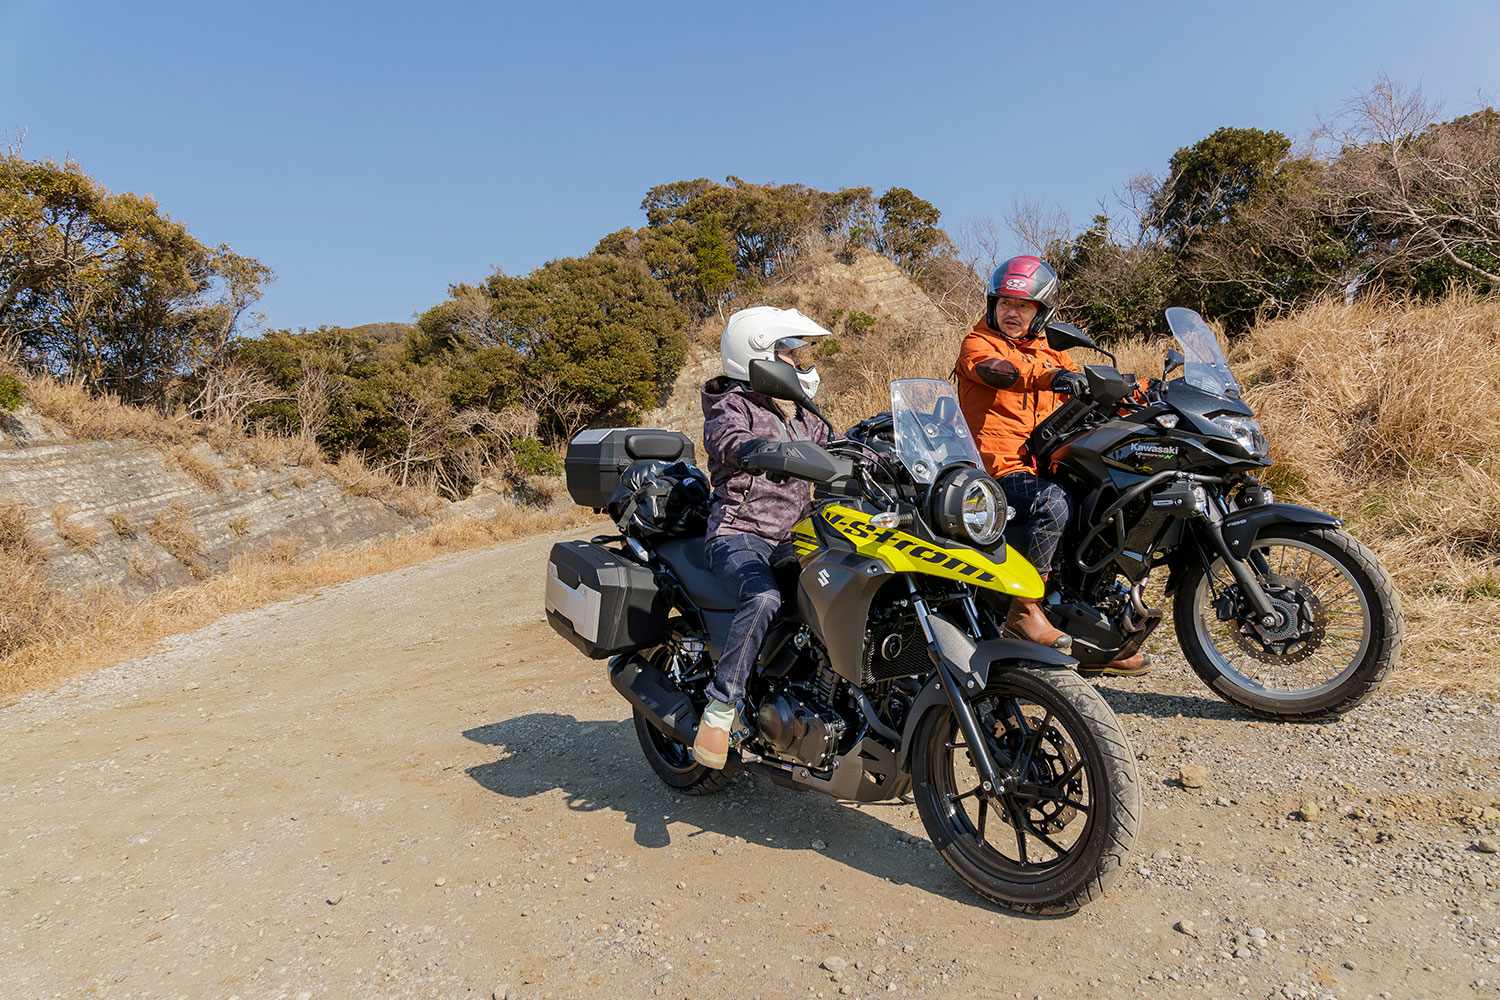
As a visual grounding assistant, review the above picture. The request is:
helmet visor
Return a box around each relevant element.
[774,337,814,372]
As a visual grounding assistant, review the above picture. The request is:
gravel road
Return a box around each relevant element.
[2,526,1497,1000]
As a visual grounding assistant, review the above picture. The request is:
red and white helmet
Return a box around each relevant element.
[986,255,1060,336]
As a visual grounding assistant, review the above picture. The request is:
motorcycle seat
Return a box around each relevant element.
[653,537,740,611]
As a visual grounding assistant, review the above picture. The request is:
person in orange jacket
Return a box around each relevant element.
[954,255,1151,676]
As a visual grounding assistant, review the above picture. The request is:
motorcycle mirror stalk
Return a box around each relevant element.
[747,358,836,436]
[1045,321,1117,366]
[1164,347,1185,377]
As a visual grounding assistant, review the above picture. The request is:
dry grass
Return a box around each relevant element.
[165,445,223,492]
[106,512,138,539]
[1227,294,1500,693]
[19,375,188,443]
[51,504,100,551]
[0,505,73,660]
[0,502,600,698]
[227,515,250,537]
[327,450,440,518]
[149,501,205,577]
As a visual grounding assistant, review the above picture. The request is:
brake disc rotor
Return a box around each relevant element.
[993,713,1080,834]
[1230,573,1328,664]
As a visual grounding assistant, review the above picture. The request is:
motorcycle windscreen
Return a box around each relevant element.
[890,378,986,484]
[1165,307,1243,400]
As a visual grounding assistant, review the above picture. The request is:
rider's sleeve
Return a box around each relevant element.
[955,332,1069,393]
[703,394,763,471]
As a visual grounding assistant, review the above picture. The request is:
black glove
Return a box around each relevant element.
[736,439,777,473]
[1050,370,1088,397]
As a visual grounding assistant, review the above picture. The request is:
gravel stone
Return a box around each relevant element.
[1179,763,1208,788]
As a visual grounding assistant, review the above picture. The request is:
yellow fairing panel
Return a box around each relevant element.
[817,505,1043,598]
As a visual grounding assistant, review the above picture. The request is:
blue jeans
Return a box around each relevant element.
[999,472,1073,573]
[704,532,780,704]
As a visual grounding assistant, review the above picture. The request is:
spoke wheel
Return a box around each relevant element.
[912,665,1139,913]
[1175,525,1401,720]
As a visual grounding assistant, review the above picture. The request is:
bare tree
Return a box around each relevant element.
[179,362,281,430]
[520,373,590,443]
[1004,199,1072,258]
[294,356,336,444]
[1325,76,1500,286]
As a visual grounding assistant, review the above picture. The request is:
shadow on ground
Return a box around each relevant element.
[461,712,1056,914]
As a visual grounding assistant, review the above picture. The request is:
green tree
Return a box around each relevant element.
[1152,127,1293,252]
[485,254,687,421]
[693,214,736,315]
[876,187,950,271]
[0,154,271,406]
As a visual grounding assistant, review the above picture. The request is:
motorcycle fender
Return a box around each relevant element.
[895,624,1078,772]
[1220,503,1342,561]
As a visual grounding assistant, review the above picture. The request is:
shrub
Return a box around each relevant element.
[513,438,563,476]
[0,373,23,412]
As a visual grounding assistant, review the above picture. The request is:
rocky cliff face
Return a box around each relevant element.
[0,407,417,597]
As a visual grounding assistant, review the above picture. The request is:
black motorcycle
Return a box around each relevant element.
[547,360,1139,912]
[1025,307,1401,719]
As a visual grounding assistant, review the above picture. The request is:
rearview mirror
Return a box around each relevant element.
[1046,321,1116,366]
[1164,348,1185,377]
[1044,321,1095,353]
[748,358,809,405]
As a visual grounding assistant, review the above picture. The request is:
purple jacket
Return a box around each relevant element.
[701,376,832,542]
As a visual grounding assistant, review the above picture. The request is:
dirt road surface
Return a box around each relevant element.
[3,527,1498,1000]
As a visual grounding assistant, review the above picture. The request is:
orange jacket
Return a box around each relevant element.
[954,319,1079,478]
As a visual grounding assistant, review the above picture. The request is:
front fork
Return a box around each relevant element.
[906,580,1007,794]
[1194,496,1280,628]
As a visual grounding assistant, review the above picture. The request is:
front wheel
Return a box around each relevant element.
[1174,525,1401,720]
[911,665,1140,914]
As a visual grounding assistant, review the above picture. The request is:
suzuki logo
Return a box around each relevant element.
[817,569,830,588]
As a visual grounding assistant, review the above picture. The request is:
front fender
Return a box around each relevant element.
[1220,503,1342,560]
[895,623,1077,772]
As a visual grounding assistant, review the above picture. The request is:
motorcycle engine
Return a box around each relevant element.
[756,692,839,768]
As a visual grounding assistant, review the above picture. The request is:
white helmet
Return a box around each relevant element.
[719,306,833,399]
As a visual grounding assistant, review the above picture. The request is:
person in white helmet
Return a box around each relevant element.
[691,306,835,769]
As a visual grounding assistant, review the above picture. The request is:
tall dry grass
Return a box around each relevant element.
[1232,294,1500,690]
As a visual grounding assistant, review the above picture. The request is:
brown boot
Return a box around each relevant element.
[690,699,734,770]
[1078,652,1154,677]
[1004,594,1073,652]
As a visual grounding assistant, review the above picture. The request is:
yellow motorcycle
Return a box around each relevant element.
[546,361,1139,912]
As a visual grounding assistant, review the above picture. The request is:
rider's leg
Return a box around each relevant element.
[693,532,780,769]
[998,473,1074,651]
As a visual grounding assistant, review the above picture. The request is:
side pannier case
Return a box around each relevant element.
[545,540,668,659]
[564,428,696,510]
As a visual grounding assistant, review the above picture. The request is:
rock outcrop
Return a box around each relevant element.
[1,407,417,596]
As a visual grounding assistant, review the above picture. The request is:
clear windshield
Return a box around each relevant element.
[891,379,985,484]
[1165,306,1243,399]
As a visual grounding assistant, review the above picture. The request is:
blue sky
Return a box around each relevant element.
[3,0,1498,333]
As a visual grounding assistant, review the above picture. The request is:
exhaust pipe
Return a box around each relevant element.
[609,653,698,746]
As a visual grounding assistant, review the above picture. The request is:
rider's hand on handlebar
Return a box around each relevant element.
[737,439,778,474]
[1050,370,1088,397]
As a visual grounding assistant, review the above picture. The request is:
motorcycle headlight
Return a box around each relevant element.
[1213,415,1268,457]
[932,468,1008,547]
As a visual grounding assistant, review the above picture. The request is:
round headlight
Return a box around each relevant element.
[931,467,1008,548]
[960,476,1005,546]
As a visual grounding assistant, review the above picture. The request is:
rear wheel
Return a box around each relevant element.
[632,709,734,795]
[911,665,1139,913]
[1174,526,1401,720]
